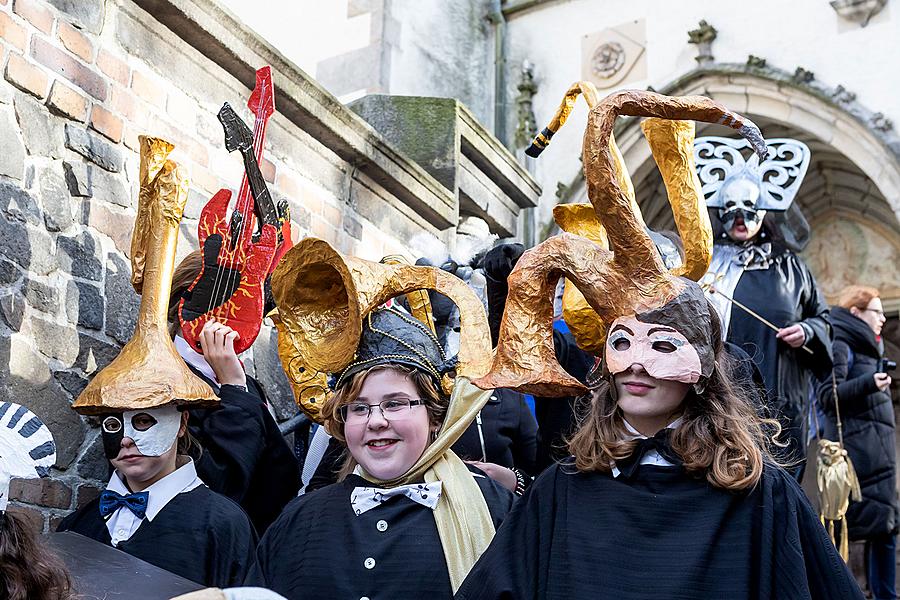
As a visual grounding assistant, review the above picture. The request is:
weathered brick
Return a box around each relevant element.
[96,49,129,86]
[130,68,165,109]
[12,0,53,35]
[121,124,140,151]
[4,53,48,99]
[0,11,28,52]
[10,477,72,509]
[87,199,133,255]
[89,104,122,143]
[189,163,220,195]
[57,20,93,63]
[311,216,338,244]
[166,87,197,127]
[275,169,302,200]
[260,156,276,183]
[108,84,146,127]
[64,123,124,172]
[47,79,88,122]
[76,483,102,508]
[31,36,107,101]
[7,504,45,533]
[323,201,341,227]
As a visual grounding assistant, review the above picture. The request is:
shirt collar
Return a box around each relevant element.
[621,416,683,440]
[107,458,204,521]
[174,335,219,385]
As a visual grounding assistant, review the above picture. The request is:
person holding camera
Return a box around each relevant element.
[818,284,897,600]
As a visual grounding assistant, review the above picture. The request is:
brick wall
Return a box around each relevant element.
[0,0,453,531]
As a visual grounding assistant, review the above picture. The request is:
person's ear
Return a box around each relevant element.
[849,306,861,317]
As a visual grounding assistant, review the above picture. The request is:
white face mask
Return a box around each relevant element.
[122,405,182,457]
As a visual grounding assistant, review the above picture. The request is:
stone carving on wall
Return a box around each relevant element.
[514,61,538,149]
[830,0,888,27]
[580,20,647,90]
[803,213,900,303]
[687,20,717,66]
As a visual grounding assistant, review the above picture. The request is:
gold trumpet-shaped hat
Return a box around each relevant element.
[73,137,217,414]
[476,89,767,397]
[270,238,492,423]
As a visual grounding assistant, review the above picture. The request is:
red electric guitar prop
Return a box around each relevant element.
[178,66,292,354]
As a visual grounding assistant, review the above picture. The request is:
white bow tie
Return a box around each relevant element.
[350,482,443,515]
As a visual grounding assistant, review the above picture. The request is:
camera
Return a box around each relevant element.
[878,358,898,373]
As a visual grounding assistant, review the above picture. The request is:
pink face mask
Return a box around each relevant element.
[604,316,703,384]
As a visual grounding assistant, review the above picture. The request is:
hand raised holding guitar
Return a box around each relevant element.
[178,66,292,355]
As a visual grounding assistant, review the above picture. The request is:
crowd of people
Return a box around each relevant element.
[1,90,897,600]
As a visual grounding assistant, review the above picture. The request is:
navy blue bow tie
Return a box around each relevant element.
[99,489,149,520]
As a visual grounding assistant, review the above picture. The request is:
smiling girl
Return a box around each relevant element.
[246,307,512,599]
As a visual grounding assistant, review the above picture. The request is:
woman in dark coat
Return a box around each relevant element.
[817,285,897,600]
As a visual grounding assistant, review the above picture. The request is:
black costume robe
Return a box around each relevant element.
[706,238,831,463]
[455,462,862,599]
[246,469,513,599]
[57,485,257,588]
[188,371,300,533]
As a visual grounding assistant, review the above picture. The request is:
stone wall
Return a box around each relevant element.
[0,0,527,531]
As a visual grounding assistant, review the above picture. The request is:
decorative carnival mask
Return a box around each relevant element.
[0,402,56,512]
[477,88,766,397]
[100,405,183,459]
[694,136,810,230]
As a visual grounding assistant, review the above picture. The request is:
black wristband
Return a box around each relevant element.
[220,383,248,393]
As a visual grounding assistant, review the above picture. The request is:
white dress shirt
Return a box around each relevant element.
[104,457,204,546]
[174,334,219,385]
[611,417,683,478]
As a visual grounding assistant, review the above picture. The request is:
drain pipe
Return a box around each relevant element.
[489,0,507,145]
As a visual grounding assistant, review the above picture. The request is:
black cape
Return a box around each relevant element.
[57,485,257,588]
[716,240,831,462]
[188,371,300,533]
[454,462,862,600]
[246,469,513,599]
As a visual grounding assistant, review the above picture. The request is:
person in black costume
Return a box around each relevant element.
[57,404,257,588]
[168,250,300,533]
[817,285,897,600]
[456,281,861,600]
[697,137,832,475]
[247,305,512,599]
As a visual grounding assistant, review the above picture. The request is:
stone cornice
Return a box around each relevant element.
[128,0,457,230]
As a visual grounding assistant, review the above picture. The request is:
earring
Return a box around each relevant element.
[693,380,707,396]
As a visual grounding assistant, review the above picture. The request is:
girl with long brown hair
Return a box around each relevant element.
[456,281,862,599]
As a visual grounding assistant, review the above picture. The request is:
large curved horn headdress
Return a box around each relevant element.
[270,238,492,423]
[476,90,767,397]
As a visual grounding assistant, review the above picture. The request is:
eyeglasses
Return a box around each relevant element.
[340,398,426,424]
[861,308,885,317]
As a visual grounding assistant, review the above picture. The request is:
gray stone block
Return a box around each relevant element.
[75,433,110,482]
[0,181,41,226]
[62,161,92,197]
[66,279,103,330]
[0,293,25,331]
[64,124,124,173]
[342,211,363,240]
[14,93,65,159]
[38,163,74,232]
[29,315,79,364]
[91,168,129,208]
[104,253,138,345]
[0,259,21,287]
[53,369,89,398]
[23,277,59,314]
[74,331,120,375]
[57,230,103,281]
[46,0,105,34]
[0,108,25,181]
[349,95,459,192]
[0,336,86,467]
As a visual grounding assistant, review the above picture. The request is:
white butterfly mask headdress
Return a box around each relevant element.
[0,402,57,512]
[694,137,811,212]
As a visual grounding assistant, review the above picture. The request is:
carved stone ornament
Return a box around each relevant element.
[792,67,815,84]
[746,55,768,68]
[694,137,812,212]
[832,84,857,104]
[687,20,717,65]
[514,61,538,149]
[830,0,887,27]
[581,20,647,90]
[871,112,894,132]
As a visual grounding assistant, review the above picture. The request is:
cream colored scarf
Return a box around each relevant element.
[359,377,496,592]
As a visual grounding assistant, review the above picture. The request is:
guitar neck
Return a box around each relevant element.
[235,112,270,246]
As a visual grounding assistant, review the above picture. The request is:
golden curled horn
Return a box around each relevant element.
[271,238,492,422]
[74,137,217,414]
[477,90,766,396]
[381,255,437,336]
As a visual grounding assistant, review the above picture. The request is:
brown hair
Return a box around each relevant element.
[167,250,202,337]
[836,285,879,311]
[567,305,782,491]
[0,512,73,600]
[322,364,449,481]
